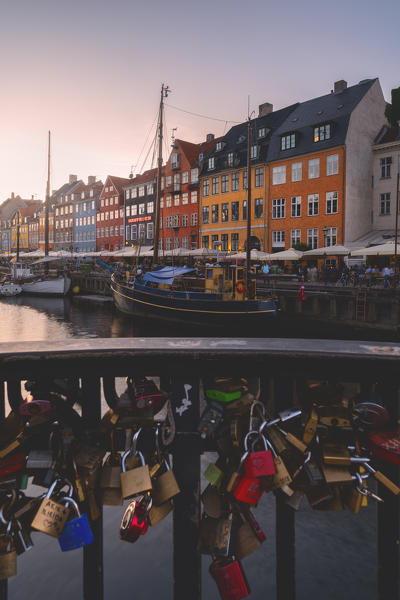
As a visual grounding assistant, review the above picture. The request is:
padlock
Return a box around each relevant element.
[315,485,345,511]
[243,432,275,478]
[306,485,335,507]
[204,462,224,487]
[210,557,250,600]
[0,451,26,478]
[10,518,34,555]
[121,450,152,499]
[367,428,400,466]
[72,458,86,503]
[276,426,308,453]
[234,508,265,560]
[148,499,173,526]
[201,484,223,519]
[364,462,400,495]
[0,525,16,579]
[19,393,52,416]
[120,495,151,543]
[249,400,266,432]
[303,407,319,444]
[74,444,106,474]
[262,435,292,492]
[321,462,353,485]
[58,497,94,551]
[206,389,242,403]
[342,473,367,514]
[233,475,262,506]
[198,401,224,439]
[100,453,123,506]
[26,449,54,471]
[132,377,164,410]
[213,514,233,558]
[318,405,351,428]
[285,489,305,511]
[31,479,71,537]
[152,457,180,505]
[198,514,219,554]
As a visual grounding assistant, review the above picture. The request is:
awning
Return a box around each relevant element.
[269,248,303,261]
[142,266,196,285]
[351,242,398,256]
[303,245,351,257]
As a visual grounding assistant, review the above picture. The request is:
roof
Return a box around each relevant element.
[142,266,196,285]
[19,202,42,218]
[177,137,222,168]
[267,79,377,161]
[374,124,400,145]
[107,175,132,194]
[125,168,158,188]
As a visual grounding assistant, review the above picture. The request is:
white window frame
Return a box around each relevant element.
[308,194,319,216]
[272,166,286,185]
[291,196,301,218]
[326,191,338,215]
[308,158,320,179]
[291,162,302,182]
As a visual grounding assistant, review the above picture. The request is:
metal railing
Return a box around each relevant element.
[0,338,399,600]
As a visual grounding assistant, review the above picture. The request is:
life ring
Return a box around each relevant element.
[236,280,245,294]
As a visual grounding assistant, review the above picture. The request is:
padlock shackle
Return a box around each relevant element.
[61,496,80,517]
[250,433,270,454]
[121,449,145,472]
[130,427,143,456]
[0,490,17,525]
[243,430,260,452]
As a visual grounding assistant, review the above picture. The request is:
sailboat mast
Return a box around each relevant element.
[44,131,51,257]
[245,117,252,299]
[153,84,169,265]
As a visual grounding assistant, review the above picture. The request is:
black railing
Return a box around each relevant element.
[0,338,399,600]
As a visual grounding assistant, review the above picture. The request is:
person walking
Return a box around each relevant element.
[383,265,392,289]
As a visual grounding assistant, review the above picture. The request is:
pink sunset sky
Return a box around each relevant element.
[1,0,399,201]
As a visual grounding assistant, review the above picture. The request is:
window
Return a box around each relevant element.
[105,212,109,221]
[227,153,234,167]
[147,201,154,213]
[254,198,263,219]
[203,179,210,197]
[191,213,198,226]
[232,172,239,192]
[308,194,319,216]
[380,193,391,215]
[126,206,131,216]
[231,233,239,251]
[208,157,215,171]
[182,215,189,227]
[105,227,109,238]
[221,203,228,222]
[216,142,223,151]
[171,153,180,169]
[212,177,219,195]
[174,196,180,207]
[132,187,137,198]
[212,204,219,223]
[258,127,266,139]
[166,196,172,208]
[132,205,137,216]
[243,171,248,190]
[139,204,145,215]
[231,201,239,221]
[327,154,339,176]
[202,206,209,224]
[250,145,258,159]
[291,162,302,182]
[255,167,263,188]
[272,198,286,219]
[166,176,172,187]
[326,191,338,214]
[272,166,286,185]
[202,236,209,249]
[281,133,296,150]
[182,171,188,184]
[75,218,79,227]
[173,237,179,249]
[147,222,154,239]
[109,211,113,220]
[147,184,154,195]
[308,158,320,179]
[190,191,197,204]
[221,175,229,193]
[173,173,180,192]
[212,235,219,248]
[182,237,188,249]
[92,216,95,225]
[166,238,172,250]
[291,196,301,217]
[105,198,109,207]
[272,230,285,245]
[291,229,301,246]
[191,168,198,183]
[221,234,229,250]
[139,223,145,239]
[101,213,104,221]
[125,226,130,240]
[325,226,337,246]
[314,124,331,142]
[110,226,114,237]
[380,157,392,178]
[307,228,318,249]
[243,200,247,220]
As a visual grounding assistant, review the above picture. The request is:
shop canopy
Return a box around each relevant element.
[303,245,351,256]
[350,242,398,256]
[142,266,196,285]
[269,248,303,261]
[228,250,270,260]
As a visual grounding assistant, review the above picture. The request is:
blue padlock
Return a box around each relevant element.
[58,497,94,552]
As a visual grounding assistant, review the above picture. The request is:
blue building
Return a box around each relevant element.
[73,177,103,253]
[1,224,11,254]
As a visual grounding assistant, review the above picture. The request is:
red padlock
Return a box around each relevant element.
[210,557,250,600]
[367,428,400,465]
[119,494,152,543]
[19,393,52,416]
[233,475,262,505]
[0,452,26,478]
[243,432,275,478]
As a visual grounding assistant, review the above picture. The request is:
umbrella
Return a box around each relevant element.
[163,248,191,257]
[269,248,303,261]
[228,249,270,261]
[188,247,218,257]
[351,242,397,256]
[303,245,350,257]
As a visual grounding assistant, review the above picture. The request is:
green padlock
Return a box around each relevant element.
[18,473,28,490]
[205,389,242,404]
[204,463,224,487]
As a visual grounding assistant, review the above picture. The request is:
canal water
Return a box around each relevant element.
[0,296,378,600]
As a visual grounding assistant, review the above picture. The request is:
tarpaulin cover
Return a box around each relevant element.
[142,266,196,285]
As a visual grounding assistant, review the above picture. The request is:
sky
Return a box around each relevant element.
[1,0,399,202]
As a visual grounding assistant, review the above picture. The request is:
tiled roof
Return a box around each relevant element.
[126,168,158,187]
[19,202,42,218]
[375,124,400,145]
[178,138,222,167]
[108,175,132,193]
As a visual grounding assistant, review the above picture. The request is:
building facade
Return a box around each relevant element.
[73,178,102,253]
[38,209,54,252]
[371,125,400,233]
[96,176,130,251]
[53,175,83,251]
[11,203,42,251]
[124,169,157,249]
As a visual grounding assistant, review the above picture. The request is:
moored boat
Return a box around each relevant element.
[0,283,22,297]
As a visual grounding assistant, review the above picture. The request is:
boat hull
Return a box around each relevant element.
[0,283,22,297]
[111,278,277,327]
[21,276,71,297]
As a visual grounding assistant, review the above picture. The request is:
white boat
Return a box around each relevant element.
[0,283,22,297]
[20,275,71,297]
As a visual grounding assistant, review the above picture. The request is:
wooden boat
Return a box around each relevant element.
[0,282,22,297]
[10,262,71,296]
[111,264,277,327]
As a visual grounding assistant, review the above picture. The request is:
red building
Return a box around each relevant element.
[97,175,131,251]
[161,135,218,250]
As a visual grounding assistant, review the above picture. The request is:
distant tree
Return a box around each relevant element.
[385,87,400,126]
[293,242,310,252]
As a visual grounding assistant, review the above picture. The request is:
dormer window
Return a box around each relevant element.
[171,152,180,169]
[216,142,223,151]
[208,157,215,171]
[250,145,259,160]
[281,133,296,151]
[199,153,204,161]
[258,127,266,139]
[227,153,234,167]
[314,123,331,142]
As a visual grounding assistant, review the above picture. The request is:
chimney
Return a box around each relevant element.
[31,195,34,200]
[206,133,215,142]
[258,102,273,118]
[69,174,77,184]
[11,192,14,199]
[88,176,96,185]
[334,80,347,93]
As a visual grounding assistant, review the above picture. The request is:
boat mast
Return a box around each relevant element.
[153,84,169,265]
[245,117,252,299]
[16,211,20,262]
[44,131,51,257]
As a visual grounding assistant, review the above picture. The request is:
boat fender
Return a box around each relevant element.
[236,280,245,294]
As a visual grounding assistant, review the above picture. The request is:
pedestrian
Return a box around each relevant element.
[262,262,270,275]
[383,265,392,288]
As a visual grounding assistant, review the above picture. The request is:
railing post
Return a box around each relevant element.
[377,382,399,600]
[0,380,7,600]
[274,376,296,600]
[170,378,201,600]
[81,376,103,600]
